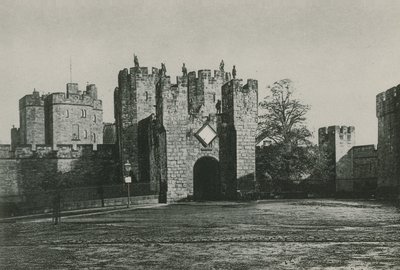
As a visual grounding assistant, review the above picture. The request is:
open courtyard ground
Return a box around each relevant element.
[1,199,400,269]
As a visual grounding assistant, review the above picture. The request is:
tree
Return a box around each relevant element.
[257,79,328,187]
[257,79,311,146]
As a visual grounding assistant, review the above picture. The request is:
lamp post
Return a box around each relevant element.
[123,160,132,208]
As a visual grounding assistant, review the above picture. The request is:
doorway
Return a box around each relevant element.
[193,156,220,200]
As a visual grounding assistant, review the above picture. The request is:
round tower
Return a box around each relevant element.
[376,85,400,198]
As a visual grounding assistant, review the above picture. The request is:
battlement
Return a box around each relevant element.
[319,125,355,135]
[0,144,115,159]
[86,84,97,100]
[19,90,45,109]
[222,79,258,92]
[376,84,400,117]
[187,69,230,85]
[123,66,160,80]
[241,79,258,93]
[45,91,102,110]
[0,144,12,158]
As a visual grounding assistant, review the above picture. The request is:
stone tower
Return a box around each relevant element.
[18,89,46,145]
[219,79,258,198]
[44,83,103,145]
[114,64,160,182]
[376,85,400,197]
[318,125,356,180]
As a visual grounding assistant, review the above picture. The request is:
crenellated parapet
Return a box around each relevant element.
[0,144,116,159]
[318,125,355,151]
[45,91,102,111]
[319,126,355,139]
[19,90,46,109]
[129,66,160,79]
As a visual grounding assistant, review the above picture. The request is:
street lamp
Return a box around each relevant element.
[124,160,132,208]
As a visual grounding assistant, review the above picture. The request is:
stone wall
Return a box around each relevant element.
[0,144,118,200]
[336,145,377,193]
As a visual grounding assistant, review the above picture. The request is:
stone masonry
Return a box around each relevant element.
[376,85,400,198]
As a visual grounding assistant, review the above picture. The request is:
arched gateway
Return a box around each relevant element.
[193,156,220,200]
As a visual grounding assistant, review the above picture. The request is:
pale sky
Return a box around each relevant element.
[1,0,400,145]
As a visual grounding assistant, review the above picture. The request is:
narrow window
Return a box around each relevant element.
[92,133,96,143]
[145,91,149,101]
[65,110,69,118]
[213,93,216,102]
[93,114,96,123]
[84,130,88,139]
[81,109,86,118]
[72,124,79,140]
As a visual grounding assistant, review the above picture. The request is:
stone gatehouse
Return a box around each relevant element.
[114,58,258,202]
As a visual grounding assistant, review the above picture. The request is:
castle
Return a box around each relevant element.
[0,57,258,207]
[114,58,258,202]
[11,83,103,148]
[3,55,398,209]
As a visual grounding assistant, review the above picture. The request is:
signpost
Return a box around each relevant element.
[124,160,132,208]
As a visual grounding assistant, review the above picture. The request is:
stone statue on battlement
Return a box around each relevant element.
[182,63,187,76]
[160,63,167,76]
[220,60,224,72]
[232,65,236,79]
[134,54,139,68]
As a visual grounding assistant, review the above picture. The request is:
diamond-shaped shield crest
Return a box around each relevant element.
[195,124,217,147]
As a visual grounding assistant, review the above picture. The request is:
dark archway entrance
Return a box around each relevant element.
[193,156,220,201]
